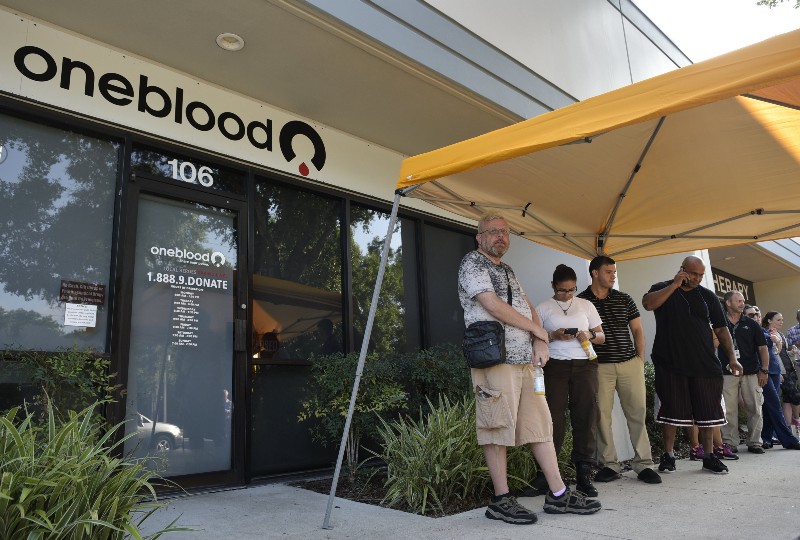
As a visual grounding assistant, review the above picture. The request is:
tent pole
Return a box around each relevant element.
[322,190,403,530]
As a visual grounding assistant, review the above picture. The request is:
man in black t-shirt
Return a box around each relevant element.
[719,294,769,453]
[642,256,742,474]
[578,256,660,485]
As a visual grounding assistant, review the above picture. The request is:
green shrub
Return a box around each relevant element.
[372,395,489,515]
[396,343,472,416]
[0,402,188,540]
[1,345,118,426]
[298,351,408,481]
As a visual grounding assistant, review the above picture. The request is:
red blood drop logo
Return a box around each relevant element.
[299,162,310,176]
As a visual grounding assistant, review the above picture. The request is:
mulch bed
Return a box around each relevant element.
[290,470,487,517]
[291,457,663,518]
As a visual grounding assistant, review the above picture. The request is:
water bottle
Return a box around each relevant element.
[580,338,598,360]
[533,364,545,395]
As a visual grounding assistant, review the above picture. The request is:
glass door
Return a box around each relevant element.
[120,180,244,485]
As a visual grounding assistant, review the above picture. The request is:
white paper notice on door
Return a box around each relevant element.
[64,303,98,327]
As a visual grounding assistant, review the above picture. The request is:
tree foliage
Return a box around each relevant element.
[756,0,800,8]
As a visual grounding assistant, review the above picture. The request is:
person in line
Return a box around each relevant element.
[773,318,800,433]
[458,214,601,525]
[577,255,661,485]
[536,263,604,496]
[782,308,800,431]
[642,255,742,474]
[719,294,769,455]
[784,309,800,349]
[759,311,800,450]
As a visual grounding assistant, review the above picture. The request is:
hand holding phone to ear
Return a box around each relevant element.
[673,267,689,288]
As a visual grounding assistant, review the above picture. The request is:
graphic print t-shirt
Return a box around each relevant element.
[458,250,532,365]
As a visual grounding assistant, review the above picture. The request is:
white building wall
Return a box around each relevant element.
[424,0,680,99]
[754,276,800,327]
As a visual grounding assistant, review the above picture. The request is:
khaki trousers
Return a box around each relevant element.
[721,373,764,448]
[596,357,654,474]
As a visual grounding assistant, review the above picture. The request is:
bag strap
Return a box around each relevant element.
[504,267,512,305]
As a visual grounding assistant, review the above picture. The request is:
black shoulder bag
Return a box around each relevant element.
[463,269,512,369]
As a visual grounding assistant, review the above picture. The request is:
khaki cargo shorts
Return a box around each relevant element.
[471,363,553,447]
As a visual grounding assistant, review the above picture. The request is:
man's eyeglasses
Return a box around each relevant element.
[479,228,510,237]
[555,287,578,294]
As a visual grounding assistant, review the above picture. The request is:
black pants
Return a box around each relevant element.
[543,358,599,464]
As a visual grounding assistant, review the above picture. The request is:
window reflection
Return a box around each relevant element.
[124,196,235,476]
[349,206,420,354]
[131,145,245,195]
[252,179,343,361]
[0,113,117,351]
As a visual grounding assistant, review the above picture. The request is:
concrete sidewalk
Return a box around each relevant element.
[140,448,800,540]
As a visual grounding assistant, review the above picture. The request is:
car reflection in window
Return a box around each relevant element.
[134,413,183,453]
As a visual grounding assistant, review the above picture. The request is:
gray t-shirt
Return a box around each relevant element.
[458,250,532,364]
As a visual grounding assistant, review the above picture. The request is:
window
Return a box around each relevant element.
[0,113,118,351]
[252,178,344,360]
[349,205,420,354]
[423,223,475,345]
[131,145,245,195]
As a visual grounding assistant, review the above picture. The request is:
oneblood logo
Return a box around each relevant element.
[151,246,226,267]
[14,45,326,177]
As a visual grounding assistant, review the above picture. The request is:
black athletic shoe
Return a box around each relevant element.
[485,493,538,524]
[784,442,800,450]
[594,466,622,483]
[747,445,765,454]
[543,487,601,515]
[575,462,598,497]
[519,471,549,497]
[702,456,729,474]
[637,468,662,484]
[657,452,676,472]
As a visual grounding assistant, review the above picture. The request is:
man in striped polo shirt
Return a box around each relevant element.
[578,256,662,484]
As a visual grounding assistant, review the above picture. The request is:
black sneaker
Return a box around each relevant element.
[657,452,676,472]
[594,466,621,483]
[543,487,601,515]
[637,468,662,484]
[485,493,538,525]
[519,471,549,497]
[747,445,765,454]
[702,456,729,474]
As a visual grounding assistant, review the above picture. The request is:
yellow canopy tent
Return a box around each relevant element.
[324,29,800,528]
[397,28,800,260]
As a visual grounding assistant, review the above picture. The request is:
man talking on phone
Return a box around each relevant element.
[642,255,742,474]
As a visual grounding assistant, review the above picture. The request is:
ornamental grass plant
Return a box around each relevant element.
[371,394,577,516]
[0,402,188,540]
[371,395,489,516]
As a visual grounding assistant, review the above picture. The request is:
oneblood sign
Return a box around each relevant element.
[13,45,326,177]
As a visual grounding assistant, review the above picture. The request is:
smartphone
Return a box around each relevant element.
[564,328,578,335]
[679,266,688,286]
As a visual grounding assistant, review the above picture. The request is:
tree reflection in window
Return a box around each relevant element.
[252,180,344,360]
[350,207,417,356]
[0,114,118,351]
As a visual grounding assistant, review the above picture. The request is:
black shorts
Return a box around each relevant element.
[654,363,725,427]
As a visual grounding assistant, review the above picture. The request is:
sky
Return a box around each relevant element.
[633,0,800,62]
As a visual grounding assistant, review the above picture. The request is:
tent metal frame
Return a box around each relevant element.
[322,186,417,529]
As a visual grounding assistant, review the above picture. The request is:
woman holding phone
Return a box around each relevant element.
[536,264,605,497]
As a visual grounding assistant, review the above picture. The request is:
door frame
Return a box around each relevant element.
[113,171,249,490]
